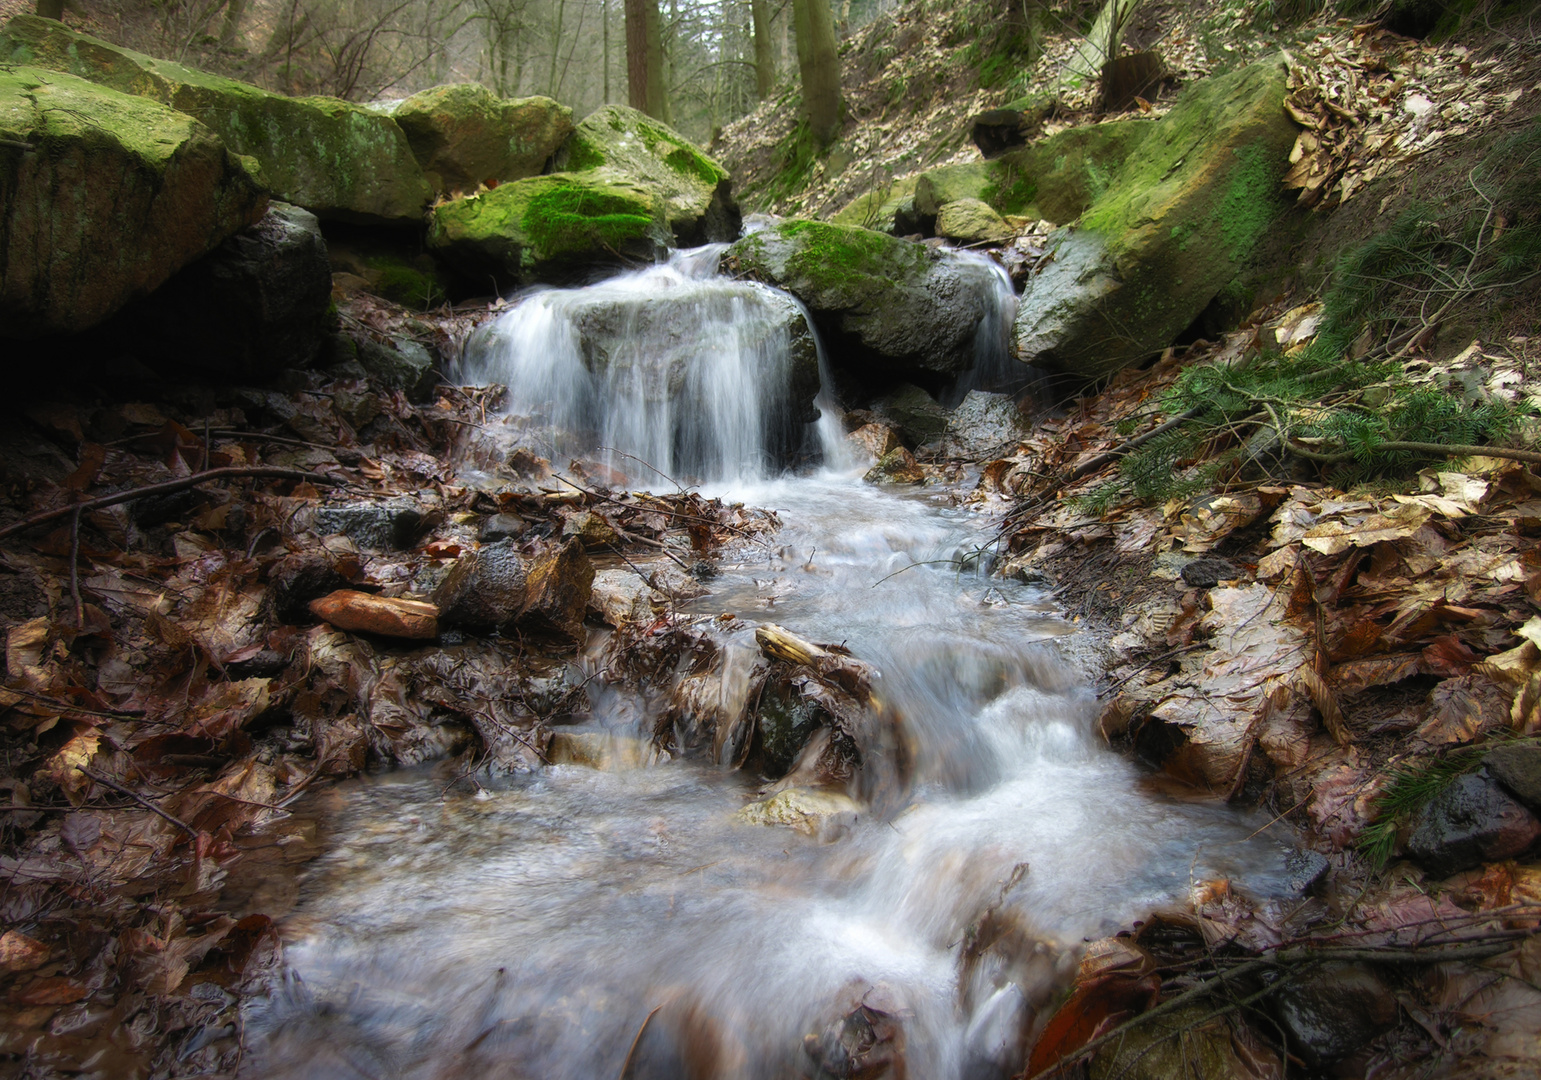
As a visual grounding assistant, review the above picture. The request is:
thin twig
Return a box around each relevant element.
[0,468,348,542]
[79,767,199,838]
[617,1006,663,1080]
[68,506,84,629]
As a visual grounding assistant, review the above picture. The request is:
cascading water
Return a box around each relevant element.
[244,249,1303,1079]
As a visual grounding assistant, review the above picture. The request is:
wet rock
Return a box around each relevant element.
[431,540,528,630]
[480,512,527,541]
[355,336,438,403]
[1,16,431,223]
[309,590,438,639]
[803,992,907,1080]
[938,390,1029,460]
[314,499,424,550]
[119,202,332,380]
[935,198,1012,244]
[1181,557,1241,589]
[1014,60,1298,381]
[0,65,265,337]
[738,787,860,838]
[519,539,595,644]
[547,730,649,770]
[755,684,826,776]
[723,219,1004,382]
[588,569,658,627]
[562,509,622,549]
[1486,744,1541,811]
[845,422,900,467]
[1270,962,1399,1068]
[1406,772,1541,877]
[864,447,924,485]
[264,552,352,623]
[390,83,573,196]
[1087,1001,1261,1080]
[873,384,949,445]
[1282,847,1330,896]
[332,388,381,430]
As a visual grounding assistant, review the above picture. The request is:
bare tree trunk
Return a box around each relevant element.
[219,0,246,48]
[35,0,64,20]
[624,0,667,120]
[791,0,841,144]
[602,0,610,102]
[750,0,773,99]
[547,0,566,95]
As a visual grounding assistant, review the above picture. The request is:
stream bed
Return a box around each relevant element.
[240,252,1308,1079]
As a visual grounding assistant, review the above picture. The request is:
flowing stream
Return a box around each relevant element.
[243,250,1302,1079]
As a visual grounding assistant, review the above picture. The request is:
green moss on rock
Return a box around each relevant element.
[559,104,738,244]
[1015,58,1299,381]
[1,65,266,336]
[0,14,430,221]
[426,170,666,284]
[391,83,573,196]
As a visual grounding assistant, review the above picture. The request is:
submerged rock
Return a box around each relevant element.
[1406,771,1541,877]
[723,219,1002,384]
[0,16,431,222]
[115,202,331,378]
[1014,59,1299,381]
[0,65,265,336]
[737,787,860,837]
[390,83,572,196]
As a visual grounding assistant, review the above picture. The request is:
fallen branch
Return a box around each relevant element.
[0,467,349,541]
[79,766,199,839]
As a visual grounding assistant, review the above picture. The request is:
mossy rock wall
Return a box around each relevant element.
[723,219,1001,386]
[0,15,431,222]
[426,170,669,286]
[391,84,573,196]
[0,66,267,337]
[558,104,739,245]
[1014,58,1299,381]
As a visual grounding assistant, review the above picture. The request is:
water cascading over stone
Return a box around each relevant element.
[460,247,825,482]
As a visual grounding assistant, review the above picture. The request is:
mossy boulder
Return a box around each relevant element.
[936,198,1012,243]
[426,170,668,286]
[1014,58,1299,381]
[0,15,431,222]
[915,118,1150,226]
[1,66,266,337]
[557,104,739,245]
[722,219,1001,383]
[390,83,573,196]
[830,175,920,234]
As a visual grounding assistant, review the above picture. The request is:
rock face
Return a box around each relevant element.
[0,15,431,222]
[1406,772,1541,877]
[723,220,1001,384]
[938,390,1029,459]
[566,282,822,428]
[1,66,266,337]
[391,83,573,196]
[1013,59,1298,381]
[114,202,331,378]
[427,170,667,286]
[557,104,739,245]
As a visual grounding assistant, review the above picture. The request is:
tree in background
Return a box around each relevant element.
[750,0,773,99]
[625,0,669,119]
[791,0,840,143]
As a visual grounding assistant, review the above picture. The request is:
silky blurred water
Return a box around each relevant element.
[242,255,1297,1080]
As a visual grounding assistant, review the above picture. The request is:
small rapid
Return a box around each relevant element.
[244,250,1300,1080]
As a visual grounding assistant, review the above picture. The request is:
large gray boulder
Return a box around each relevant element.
[116,202,331,378]
[723,219,1002,385]
[1013,59,1299,381]
[1,66,266,337]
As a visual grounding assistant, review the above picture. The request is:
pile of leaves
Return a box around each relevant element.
[0,295,779,1075]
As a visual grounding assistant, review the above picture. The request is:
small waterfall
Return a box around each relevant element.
[458,247,834,484]
[947,250,1021,405]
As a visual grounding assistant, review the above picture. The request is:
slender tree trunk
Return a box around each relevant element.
[750,0,773,99]
[791,0,841,144]
[624,0,667,120]
[602,0,610,102]
[219,0,246,48]
[547,0,566,95]
[36,0,64,20]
